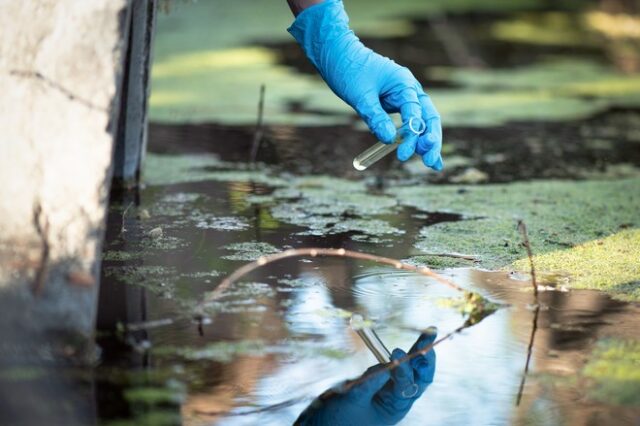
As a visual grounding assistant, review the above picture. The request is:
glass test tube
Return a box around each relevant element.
[353,117,427,171]
[350,314,391,363]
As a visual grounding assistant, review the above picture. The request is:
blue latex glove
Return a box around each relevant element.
[288,0,443,170]
[295,331,437,425]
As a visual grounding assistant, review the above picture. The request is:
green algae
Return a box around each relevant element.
[141,233,187,250]
[583,339,640,406]
[103,250,141,262]
[104,265,179,298]
[430,59,640,126]
[490,12,596,47]
[331,218,403,236]
[221,242,279,261]
[181,270,221,279]
[193,214,250,231]
[398,178,639,278]
[262,175,401,237]
[143,153,224,185]
[513,229,640,301]
[144,153,286,186]
[415,218,522,268]
[404,255,475,269]
[154,340,266,362]
[216,281,275,299]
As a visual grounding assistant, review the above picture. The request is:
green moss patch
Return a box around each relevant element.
[397,178,640,300]
[513,229,640,301]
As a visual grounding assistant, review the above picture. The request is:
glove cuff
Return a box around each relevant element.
[287,0,353,72]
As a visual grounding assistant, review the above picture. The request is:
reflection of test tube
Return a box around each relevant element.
[353,117,427,171]
[351,314,391,363]
[351,315,420,398]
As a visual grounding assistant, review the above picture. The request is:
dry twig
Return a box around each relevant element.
[121,201,134,235]
[203,247,466,306]
[516,220,541,406]
[249,84,266,164]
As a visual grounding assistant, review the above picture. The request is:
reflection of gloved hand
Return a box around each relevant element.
[295,331,437,426]
[288,0,443,170]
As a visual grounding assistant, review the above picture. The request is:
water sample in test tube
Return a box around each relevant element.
[353,117,427,171]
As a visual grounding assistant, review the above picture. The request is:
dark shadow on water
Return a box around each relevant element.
[149,107,640,182]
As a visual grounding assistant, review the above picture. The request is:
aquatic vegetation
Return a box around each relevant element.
[400,177,639,261]
[222,242,280,261]
[217,281,276,299]
[403,255,474,269]
[583,339,640,406]
[330,219,404,237]
[437,291,502,327]
[103,250,141,262]
[141,234,187,250]
[143,153,224,185]
[513,229,640,301]
[181,270,221,279]
[154,340,267,362]
[104,265,178,298]
[194,215,250,231]
[414,218,521,268]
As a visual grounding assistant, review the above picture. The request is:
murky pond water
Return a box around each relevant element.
[93,146,640,424]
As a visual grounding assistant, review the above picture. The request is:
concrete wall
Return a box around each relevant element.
[0,0,131,359]
[113,0,158,185]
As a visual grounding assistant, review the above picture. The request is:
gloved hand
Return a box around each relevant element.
[288,0,443,170]
[295,330,437,426]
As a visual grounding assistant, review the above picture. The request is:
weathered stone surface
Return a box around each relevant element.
[0,0,130,347]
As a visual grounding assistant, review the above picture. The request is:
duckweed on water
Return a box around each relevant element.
[221,242,280,261]
[216,281,275,299]
[403,255,475,270]
[143,153,224,185]
[141,234,187,250]
[105,265,178,297]
[103,250,142,262]
[194,215,250,231]
[144,153,287,187]
[401,178,640,299]
[583,339,640,406]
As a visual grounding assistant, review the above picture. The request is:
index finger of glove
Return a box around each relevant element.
[416,94,443,170]
[409,329,437,387]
